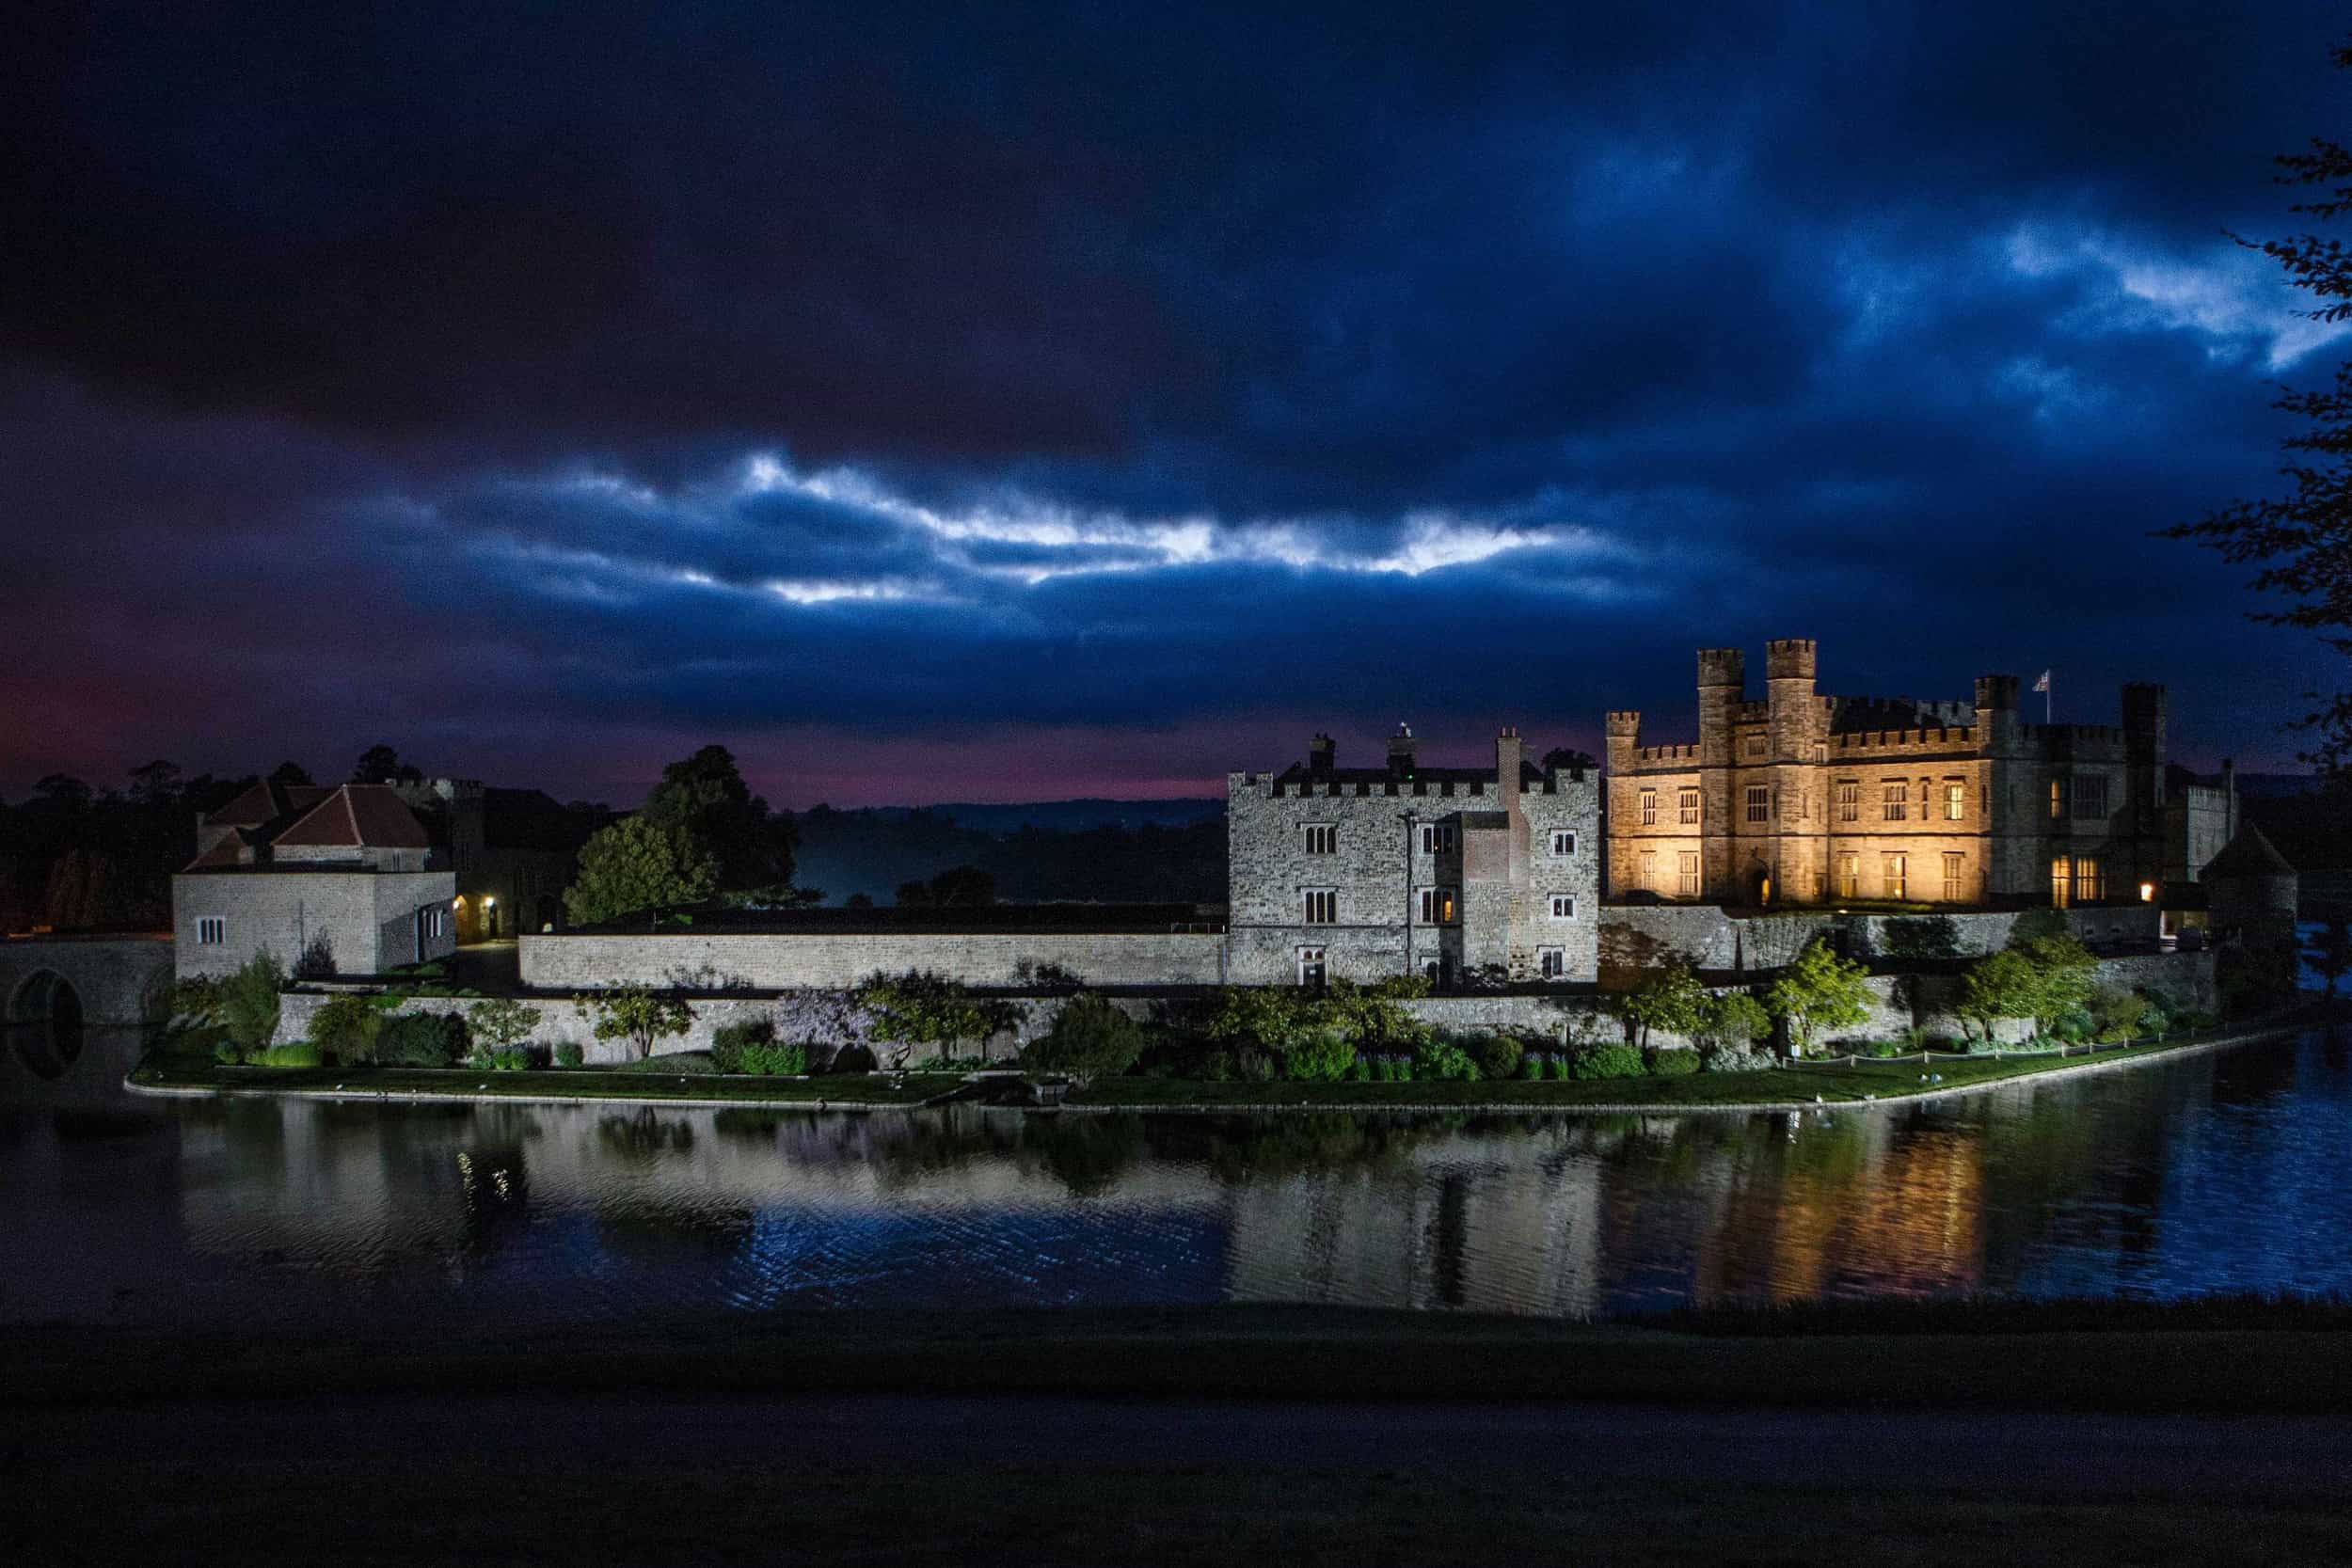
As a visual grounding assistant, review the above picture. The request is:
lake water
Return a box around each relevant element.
[6,1028,2349,1326]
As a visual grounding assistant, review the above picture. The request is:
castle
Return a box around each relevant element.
[1603,639,2227,913]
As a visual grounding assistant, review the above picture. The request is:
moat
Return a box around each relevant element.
[7,1026,2350,1327]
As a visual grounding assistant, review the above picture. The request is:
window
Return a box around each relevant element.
[1550,830,1577,855]
[1297,947,1327,988]
[1677,851,1701,897]
[1943,780,1966,821]
[422,907,448,939]
[1743,733,1766,758]
[2049,778,2066,820]
[1943,851,1964,902]
[1882,780,1908,821]
[2073,776,2108,819]
[1883,852,1908,901]
[1677,787,1701,825]
[1303,889,1337,925]
[2074,855,2104,902]
[1418,887,1457,925]
[196,916,226,945]
[1745,784,1771,824]
[1836,781,1861,823]
[1549,894,1577,919]
[2051,855,2072,909]
[1638,788,1657,826]
[1639,849,1657,888]
[1836,852,1859,900]
[1419,824,1456,854]
[1302,824,1336,855]
[1537,946,1566,979]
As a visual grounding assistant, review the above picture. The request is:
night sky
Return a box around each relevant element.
[6,4,2345,807]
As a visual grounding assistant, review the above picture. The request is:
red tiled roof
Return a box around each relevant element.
[272,784,434,849]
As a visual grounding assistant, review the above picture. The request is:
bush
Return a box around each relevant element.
[375,1011,469,1067]
[2090,986,2151,1044]
[1568,1041,1645,1081]
[216,955,286,1058]
[1469,1035,1525,1080]
[1025,994,1146,1082]
[1545,1052,1572,1080]
[1346,1053,1373,1081]
[709,1016,775,1074]
[485,1048,532,1071]
[1644,1046,1701,1076]
[743,1040,808,1075]
[308,995,381,1065]
[1237,1049,1277,1084]
[253,1041,323,1069]
[1519,1053,1545,1080]
[1412,1037,1479,1082]
[555,1042,585,1069]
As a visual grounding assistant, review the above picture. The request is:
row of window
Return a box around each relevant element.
[1295,890,1577,925]
[1295,945,1573,984]
[192,907,453,945]
[1300,825,1580,856]
[1631,775,2115,829]
[2052,776,2109,820]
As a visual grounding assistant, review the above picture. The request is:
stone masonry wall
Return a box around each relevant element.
[173,870,455,980]
[517,929,1227,992]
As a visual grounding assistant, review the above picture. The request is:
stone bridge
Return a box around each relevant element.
[0,933,175,1105]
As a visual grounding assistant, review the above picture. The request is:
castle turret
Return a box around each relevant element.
[1307,734,1335,779]
[1387,723,1417,780]
[2122,682,2168,858]
[1764,638,1818,761]
[1974,673,2020,753]
[1604,710,1641,775]
[1695,647,1743,901]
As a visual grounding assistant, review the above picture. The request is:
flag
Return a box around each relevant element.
[2032,671,2050,692]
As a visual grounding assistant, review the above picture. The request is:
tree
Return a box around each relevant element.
[1957,949,2043,1041]
[1541,747,1599,774]
[267,761,314,787]
[2165,39,2352,773]
[469,996,543,1054]
[2308,910,2352,1001]
[564,816,718,927]
[215,953,286,1060]
[1694,991,1772,1058]
[1617,959,1708,1049]
[1766,939,1872,1055]
[1022,993,1144,1082]
[352,744,423,784]
[641,744,797,895]
[579,987,694,1061]
[896,865,995,908]
[2016,932,2098,1034]
[857,971,1017,1065]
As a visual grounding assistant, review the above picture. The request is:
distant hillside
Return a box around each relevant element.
[791,800,1226,906]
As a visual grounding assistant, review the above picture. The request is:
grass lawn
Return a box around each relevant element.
[128,1055,967,1106]
[1067,1035,2215,1109]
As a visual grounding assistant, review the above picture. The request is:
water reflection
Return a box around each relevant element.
[4,1030,2351,1327]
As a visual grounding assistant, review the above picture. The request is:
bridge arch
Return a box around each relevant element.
[8,969,86,1080]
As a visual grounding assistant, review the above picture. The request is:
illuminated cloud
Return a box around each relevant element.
[2006,223,2352,370]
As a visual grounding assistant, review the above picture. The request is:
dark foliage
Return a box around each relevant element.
[375,1011,469,1068]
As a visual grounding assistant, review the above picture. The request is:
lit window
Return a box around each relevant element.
[1677,851,1701,897]
[1550,830,1577,855]
[1639,849,1657,889]
[1537,946,1566,979]
[1836,782,1860,823]
[1678,787,1701,825]
[1745,784,1771,824]
[2051,856,2072,909]
[1549,894,1576,919]
[1942,851,1964,902]
[1943,781,1965,821]
[1882,781,1907,821]
[196,916,226,945]
[2049,779,2066,820]
[1303,889,1337,925]
[1836,853,1859,900]
[1418,887,1457,925]
[1419,824,1457,854]
[2073,777,2108,819]
[1303,824,1337,855]
[2074,856,2104,902]
[1639,788,1657,826]
[1883,852,1908,900]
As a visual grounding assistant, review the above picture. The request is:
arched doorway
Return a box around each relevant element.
[8,970,85,1080]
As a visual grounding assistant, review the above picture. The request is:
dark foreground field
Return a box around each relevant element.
[8,1303,2352,1564]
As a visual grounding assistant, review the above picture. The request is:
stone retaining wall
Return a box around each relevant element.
[1601,904,2164,974]
[517,929,1227,991]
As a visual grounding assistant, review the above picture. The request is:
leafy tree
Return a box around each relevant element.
[896,865,996,908]
[267,761,314,787]
[215,954,286,1059]
[352,744,423,784]
[641,744,796,895]
[1695,991,1772,1056]
[2164,39,2352,772]
[307,995,382,1064]
[1023,993,1144,1082]
[2308,910,2352,1001]
[469,996,543,1055]
[1541,747,1599,774]
[579,987,695,1061]
[376,1011,469,1067]
[1766,939,1872,1055]
[564,816,718,927]
[1957,949,2042,1041]
[2016,932,2098,1033]
[857,971,1016,1065]
[844,892,875,910]
[1617,959,1708,1049]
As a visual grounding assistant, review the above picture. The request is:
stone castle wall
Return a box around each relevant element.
[172,870,456,980]
[517,928,1228,993]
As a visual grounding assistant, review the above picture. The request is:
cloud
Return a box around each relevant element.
[2006,223,2352,370]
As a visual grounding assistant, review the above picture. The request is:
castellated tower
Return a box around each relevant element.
[1764,638,1824,903]
[1974,673,2020,753]
[1604,709,1642,776]
[1695,647,1744,895]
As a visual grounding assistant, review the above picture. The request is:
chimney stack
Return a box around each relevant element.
[1307,733,1335,779]
[1387,722,1417,779]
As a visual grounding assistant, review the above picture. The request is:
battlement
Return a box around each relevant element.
[1696,646,1746,689]
[1732,700,1771,723]
[1632,743,1702,764]
[1828,724,1979,756]
[1605,710,1642,736]
[1764,637,1818,680]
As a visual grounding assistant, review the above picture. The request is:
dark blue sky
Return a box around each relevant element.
[4,3,2344,805]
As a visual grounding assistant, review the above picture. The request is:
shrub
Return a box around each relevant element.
[1346,1054,1373,1082]
[1282,1028,1358,1083]
[1568,1041,1645,1081]
[308,995,381,1065]
[1618,961,1708,1049]
[292,928,338,980]
[215,955,287,1058]
[376,1011,469,1067]
[1201,1050,1234,1082]
[469,997,543,1056]
[2090,986,2151,1044]
[709,1016,776,1074]
[1025,993,1144,1082]
[578,987,696,1061]
[857,971,1016,1064]
[485,1048,532,1071]
[555,1042,585,1069]
[1237,1049,1277,1084]
[1519,1053,1545,1080]
[1469,1035,1525,1080]
[2137,991,2173,1041]
[1766,940,1872,1055]
[1695,992,1772,1056]
[1412,1037,1478,1082]
[1644,1046,1701,1076]
[1545,1052,1572,1080]
[254,1041,323,1069]
[742,1040,808,1075]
